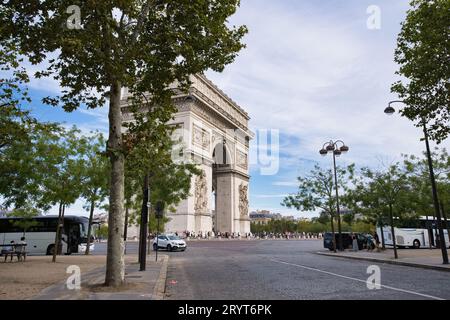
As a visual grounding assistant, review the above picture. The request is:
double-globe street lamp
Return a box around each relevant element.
[320,140,349,252]
[385,100,449,265]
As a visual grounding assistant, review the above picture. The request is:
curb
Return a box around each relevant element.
[153,254,169,300]
[316,251,450,273]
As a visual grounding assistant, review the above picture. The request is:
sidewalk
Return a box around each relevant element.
[186,238,322,241]
[32,255,169,300]
[317,248,450,272]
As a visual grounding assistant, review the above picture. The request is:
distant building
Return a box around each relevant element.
[271,213,283,220]
[249,210,297,224]
[249,212,272,225]
[93,212,108,225]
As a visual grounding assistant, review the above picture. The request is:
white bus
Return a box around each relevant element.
[377,216,450,249]
[0,215,93,255]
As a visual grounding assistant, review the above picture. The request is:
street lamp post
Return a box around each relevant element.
[320,140,349,252]
[385,101,448,265]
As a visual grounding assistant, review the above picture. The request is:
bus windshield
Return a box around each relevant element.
[79,221,88,238]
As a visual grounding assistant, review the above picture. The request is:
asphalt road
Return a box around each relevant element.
[91,241,140,255]
[159,240,450,300]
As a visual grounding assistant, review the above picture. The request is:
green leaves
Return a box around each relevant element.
[392,0,450,143]
[1,1,247,114]
[0,123,108,213]
[7,205,40,235]
[80,132,110,208]
[284,148,450,229]
[402,147,450,217]
[124,102,201,223]
[350,164,412,226]
[282,164,354,216]
[2,0,247,285]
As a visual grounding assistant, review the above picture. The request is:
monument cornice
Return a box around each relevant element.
[213,167,250,181]
[173,94,251,135]
[194,74,250,121]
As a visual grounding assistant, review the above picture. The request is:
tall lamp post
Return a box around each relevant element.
[385,100,448,265]
[320,140,349,251]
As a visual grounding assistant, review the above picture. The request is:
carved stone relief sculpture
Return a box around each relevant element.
[239,183,249,217]
[193,124,210,150]
[237,150,248,170]
[194,170,208,214]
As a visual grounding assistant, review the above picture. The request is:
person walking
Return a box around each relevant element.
[366,233,375,251]
[352,233,359,252]
[373,232,381,252]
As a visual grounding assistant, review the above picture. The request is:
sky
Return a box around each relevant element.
[7,0,450,218]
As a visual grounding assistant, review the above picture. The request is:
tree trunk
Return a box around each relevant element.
[85,199,95,255]
[124,205,129,255]
[330,213,336,253]
[389,203,398,259]
[61,204,66,253]
[147,228,151,255]
[379,220,385,250]
[105,80,125,287]
[139,174,149,271]
[52,202,63,262]
[441,202,450,245]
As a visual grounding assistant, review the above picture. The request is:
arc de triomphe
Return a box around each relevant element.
[121,74,253,235]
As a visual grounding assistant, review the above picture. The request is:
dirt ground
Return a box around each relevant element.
[0,255,136,300]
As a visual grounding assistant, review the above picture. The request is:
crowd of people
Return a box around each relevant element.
[160,231,324,240]
[351,232,381,252]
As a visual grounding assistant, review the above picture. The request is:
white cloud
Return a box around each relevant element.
[207,0,450,173]
[253,194,289,199]
[272,181,299,187]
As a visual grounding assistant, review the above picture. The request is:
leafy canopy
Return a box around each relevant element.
[391,0,450,143]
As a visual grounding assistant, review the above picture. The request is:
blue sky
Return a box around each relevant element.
[8,0,450,218]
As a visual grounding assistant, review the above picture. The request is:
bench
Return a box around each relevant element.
[0,244,27,262]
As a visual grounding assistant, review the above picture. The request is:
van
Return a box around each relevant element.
[323,232,367,251]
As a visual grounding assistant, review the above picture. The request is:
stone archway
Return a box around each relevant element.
[211,140,233,234]
[121,74,253,236]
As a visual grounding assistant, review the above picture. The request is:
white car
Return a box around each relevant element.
[152,234,187,252]
[78,243,95,253]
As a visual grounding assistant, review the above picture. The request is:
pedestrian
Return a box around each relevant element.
[352,233,358,252]
[3,240,15,262]
[366,234,374,251]
[373,232,381,252]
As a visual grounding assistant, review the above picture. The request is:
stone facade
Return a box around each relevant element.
[121,74,253,235]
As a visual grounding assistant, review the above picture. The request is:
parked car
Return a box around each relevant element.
[152,234,187,252]
[78,242,95,253]
[323,232,367,251]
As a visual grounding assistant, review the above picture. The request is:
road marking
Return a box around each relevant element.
[270,259,445,300]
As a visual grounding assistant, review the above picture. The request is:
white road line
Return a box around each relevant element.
[270,259,445,301]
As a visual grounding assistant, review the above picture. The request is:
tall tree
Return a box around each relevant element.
[282,164,354,251]
[357,164,412,258]
[124,106,200,262]
[0,121,63,210]
[0,42,32,150]
[391,0,450,143]
[36,127,87,262]
[403,148,450,244]
[81,132,110,255]
[1,1,247,286]
[347,173,390,248]
[0,44,61,207]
